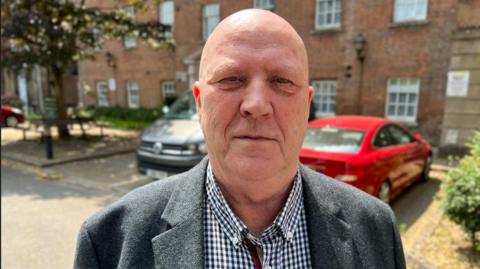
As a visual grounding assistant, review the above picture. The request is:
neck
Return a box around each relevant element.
[213,167,296,237]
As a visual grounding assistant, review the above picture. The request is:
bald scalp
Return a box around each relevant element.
[199,9,309,82]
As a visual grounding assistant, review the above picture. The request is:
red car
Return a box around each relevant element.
[300,116,432,203]
[1,105,25,127]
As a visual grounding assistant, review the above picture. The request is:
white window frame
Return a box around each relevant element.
[254,0,274,10]
[161,81,176,98]
[203,4,220,40]
[123,6,137,48]
[159,1,175,41]
[385,78,420,123]
[126,80,140,108]
[315,0,341,30]
[96,81,109,107]
[393,0,428,23]
[312,80,337,117]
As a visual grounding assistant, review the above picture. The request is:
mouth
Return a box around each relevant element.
[235,135,275,142]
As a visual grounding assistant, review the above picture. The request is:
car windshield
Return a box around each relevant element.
[303,126,365,153]
[163,92,198,120]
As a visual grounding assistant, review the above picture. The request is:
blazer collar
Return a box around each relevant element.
[151,160,361,269]
[151,157,209,269]
[300,164,362,269]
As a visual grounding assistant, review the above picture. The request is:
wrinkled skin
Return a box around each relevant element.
[193,9,313,211]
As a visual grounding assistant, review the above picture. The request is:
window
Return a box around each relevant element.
[254,0,274,10]
[123,6,137,48]
[96,81,109,107]
[387,125,414,145]
[385,78,420,122]
[159,1,174,40]
[162,81,176,98]
[315,0,341,30]
[126,80,140,108]
[394,0,428,22]
[312,80,336,116]
[374,127,394,148]
[203,4,220,40]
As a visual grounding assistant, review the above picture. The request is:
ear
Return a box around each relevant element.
[307,86,314,104]
[193,81,202,119]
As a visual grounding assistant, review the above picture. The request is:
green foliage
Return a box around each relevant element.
[82,106,162,129]
[1,96,23,108]
[1,0,171,71]
[26,111,43,121]
[442,131,480,249]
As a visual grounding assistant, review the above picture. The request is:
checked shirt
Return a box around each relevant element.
[204,162,312,269]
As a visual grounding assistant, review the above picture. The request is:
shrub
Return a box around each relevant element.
[78,106,163,129]
[1,96,23,108]
[442,131,480,251]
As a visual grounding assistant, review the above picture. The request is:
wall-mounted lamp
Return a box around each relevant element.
[105,51,117,69]
[353,34,367,62]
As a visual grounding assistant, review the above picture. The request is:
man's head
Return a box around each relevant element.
[193,9,313,188]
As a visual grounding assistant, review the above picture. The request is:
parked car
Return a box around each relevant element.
[299,116,432,203]
[0,105,25,127]
[137,91,206,177]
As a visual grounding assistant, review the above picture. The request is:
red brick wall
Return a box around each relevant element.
[79,0,465,144]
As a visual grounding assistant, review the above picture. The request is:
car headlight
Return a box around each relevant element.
[188,143,208,154]
[11,108,22,114]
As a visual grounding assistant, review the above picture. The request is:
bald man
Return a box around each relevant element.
[75,9,405,269]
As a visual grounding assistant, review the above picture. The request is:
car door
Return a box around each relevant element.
[386,124,424,187]
[369,125,400,194]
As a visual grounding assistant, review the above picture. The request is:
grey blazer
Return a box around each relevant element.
[74,158,406,269]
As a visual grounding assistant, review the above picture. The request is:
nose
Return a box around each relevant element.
[239,79,273,119]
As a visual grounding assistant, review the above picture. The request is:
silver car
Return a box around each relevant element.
[137,92,206,176]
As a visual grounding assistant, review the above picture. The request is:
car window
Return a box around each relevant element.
[373,127,394,148]
[303,127,365,153]
[387,125,414,145]
[163,92,197,120]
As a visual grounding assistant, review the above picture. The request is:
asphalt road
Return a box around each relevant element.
[1,155,443,268]
[1,162,118,269]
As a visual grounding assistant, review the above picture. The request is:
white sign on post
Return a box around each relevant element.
[108,78,116,91]
[447,71,469,97]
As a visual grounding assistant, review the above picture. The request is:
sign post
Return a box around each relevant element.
[43,97,57,159]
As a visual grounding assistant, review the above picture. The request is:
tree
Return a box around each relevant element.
[1,0,170,137]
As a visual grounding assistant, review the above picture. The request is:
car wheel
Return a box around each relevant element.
[378,181,391,204]
[421,155,432,182]
[6,116,18,127]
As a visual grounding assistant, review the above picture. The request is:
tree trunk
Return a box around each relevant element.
[51,66,70,138]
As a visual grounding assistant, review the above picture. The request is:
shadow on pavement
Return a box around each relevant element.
[1,163,121,207]
[391,175,442,231]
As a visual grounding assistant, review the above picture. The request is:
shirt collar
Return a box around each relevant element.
[205,162,304,247]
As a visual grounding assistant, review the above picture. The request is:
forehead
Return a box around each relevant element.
[202,28,307,76]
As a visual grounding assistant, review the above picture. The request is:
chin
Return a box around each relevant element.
[228,156,286,180]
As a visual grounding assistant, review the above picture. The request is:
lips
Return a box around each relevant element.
[235,135,275,141]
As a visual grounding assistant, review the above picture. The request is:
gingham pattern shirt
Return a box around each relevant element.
[204,163,312,268]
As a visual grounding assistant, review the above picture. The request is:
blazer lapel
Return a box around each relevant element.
[301,165,363,269]
[151,158,208,269]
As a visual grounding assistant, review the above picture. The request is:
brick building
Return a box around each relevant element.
[78,0,469,145]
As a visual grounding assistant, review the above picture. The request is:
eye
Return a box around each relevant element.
[216,76,245,90]
[271,76,296,94]
[272,77,293,85]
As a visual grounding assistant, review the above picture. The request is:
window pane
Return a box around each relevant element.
[407,106,415,116]
[399,93,407,103]
[398,105,405,115]
[387,105,396,116]
[408,93,416,104]
[389,93,397,103]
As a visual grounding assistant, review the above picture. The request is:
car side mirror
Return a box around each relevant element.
[414,133,423,141]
